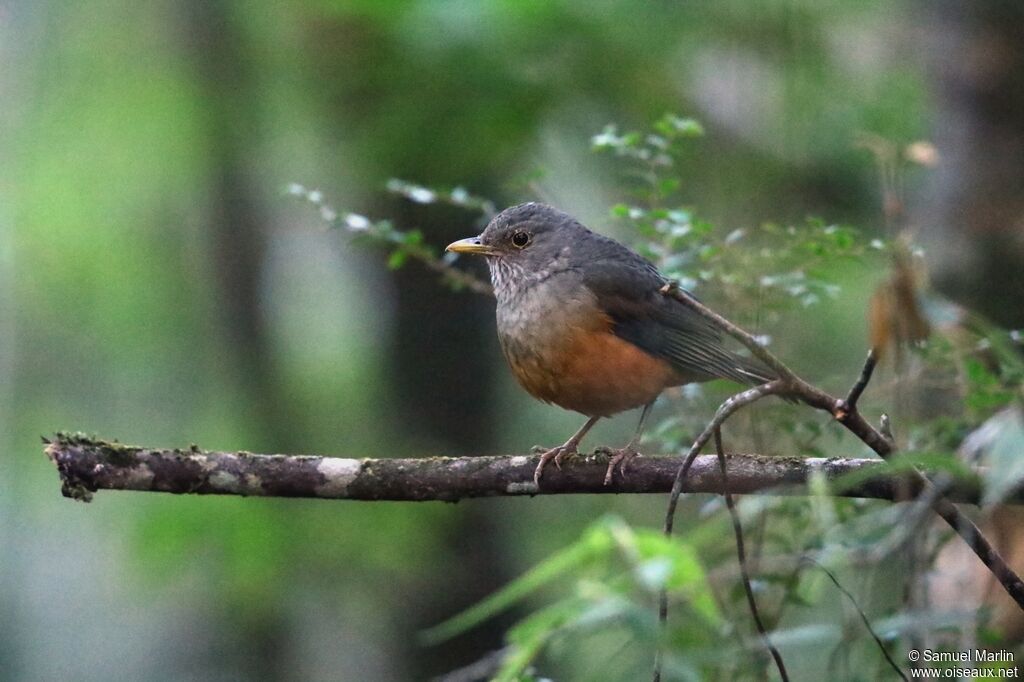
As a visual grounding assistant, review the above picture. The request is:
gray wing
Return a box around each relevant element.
[576,239,772,386]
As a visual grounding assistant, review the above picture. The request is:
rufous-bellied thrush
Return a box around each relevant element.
[447,203,774,486]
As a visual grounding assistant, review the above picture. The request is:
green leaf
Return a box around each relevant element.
[622,131,643,147]
[657,177,681,196]
[655,115,705,138]
[629,529,721,625]
[386,250,408,269]
[419,523,614,645]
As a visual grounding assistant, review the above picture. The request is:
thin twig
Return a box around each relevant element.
[662,381,786,536]
[880,413,895,442]
[655,381,782,682]
[804,557,908,681]
[840,349,879,418]
[715,427,790,682]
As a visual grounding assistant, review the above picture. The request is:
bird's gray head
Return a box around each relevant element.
[446,202,590,297]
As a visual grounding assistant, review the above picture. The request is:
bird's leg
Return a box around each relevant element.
[533,416,600,486]
[604,401,654,485]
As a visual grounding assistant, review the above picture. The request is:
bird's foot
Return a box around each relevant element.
[532,442,580,486]
[602,446,641,486]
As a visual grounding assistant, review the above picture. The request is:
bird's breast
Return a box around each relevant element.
[495,276,677,417]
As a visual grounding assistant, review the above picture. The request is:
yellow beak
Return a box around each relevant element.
[446,237,498,256]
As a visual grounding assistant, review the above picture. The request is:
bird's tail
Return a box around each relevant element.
[730,353,776,385]
[727,352,798,402]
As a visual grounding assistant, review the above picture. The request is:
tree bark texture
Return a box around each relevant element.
[44,434,1005,505]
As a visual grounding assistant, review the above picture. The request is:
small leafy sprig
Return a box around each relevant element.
[420,516,723,681]
[594,115,873,318]
[593,114,705,204]
[286,182,492,295]
[384,178,497,218]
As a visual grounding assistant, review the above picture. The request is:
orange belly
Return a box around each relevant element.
[506,326,679,417]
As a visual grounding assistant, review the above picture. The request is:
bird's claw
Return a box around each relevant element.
[533,443,579,487]
[603,447,641,486]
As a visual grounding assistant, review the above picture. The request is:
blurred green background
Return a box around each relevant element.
[4,1,1021,680]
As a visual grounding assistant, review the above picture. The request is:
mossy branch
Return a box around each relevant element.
[42,433,1009,505]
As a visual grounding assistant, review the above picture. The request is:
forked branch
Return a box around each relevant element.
[653,285,1021,681]
[657,282,1024,609]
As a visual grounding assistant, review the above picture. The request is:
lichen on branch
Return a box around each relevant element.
[42,433,1001,505]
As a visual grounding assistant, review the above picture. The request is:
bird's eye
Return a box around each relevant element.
[511,231,531,248]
